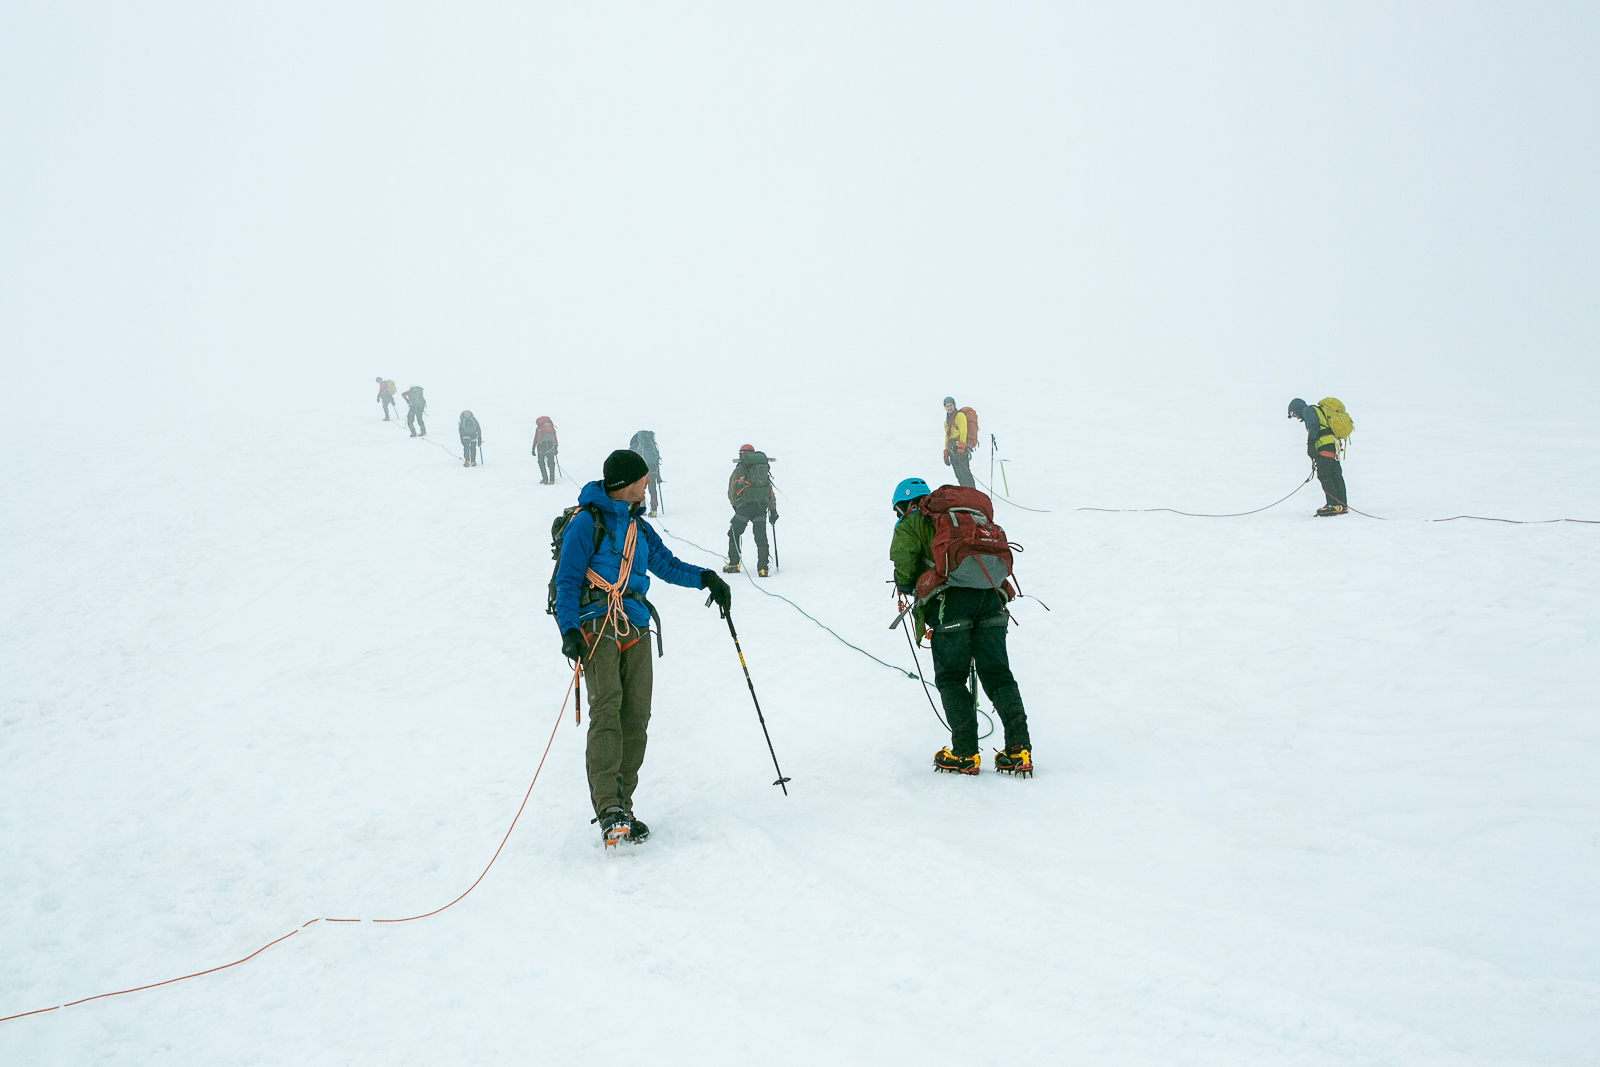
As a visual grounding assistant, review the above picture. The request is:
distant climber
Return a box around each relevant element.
[533,416,559,484]
[1288,398,1352,516]
[401,386,427,437]
[459,411,482,467]
[890,477,1032,777]
[725,445,777,577]
[629,431,663,516]
[942,397,978,489]
[551,449,733,847]
[376,377,397,420]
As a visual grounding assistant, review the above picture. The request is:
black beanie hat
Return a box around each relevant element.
[603,449,650,491]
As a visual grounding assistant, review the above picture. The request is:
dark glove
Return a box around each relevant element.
[561,629,585,661]
[700,570,732,614]
[943,452,951,466]
[769,510,778,524]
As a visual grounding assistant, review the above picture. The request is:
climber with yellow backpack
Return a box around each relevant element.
[1288,397,1354,516]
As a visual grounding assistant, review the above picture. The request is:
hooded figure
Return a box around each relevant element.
[1288,398,1348,516]
[459,410,482,466]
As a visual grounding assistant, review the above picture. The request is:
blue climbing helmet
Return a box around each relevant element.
[893,477,931,509]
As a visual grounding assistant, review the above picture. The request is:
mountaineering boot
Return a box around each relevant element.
[627,814,650,843]
[722,562,741,574]
[410,431,418,437]
[994,744,1033,778]
[648,509,657,517]
[757,567,769,577]
[599,806,632,848]
[934,748,980,775]
[1315,504,1348,517]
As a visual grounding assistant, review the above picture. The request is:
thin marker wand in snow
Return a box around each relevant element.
[714,604,791,794]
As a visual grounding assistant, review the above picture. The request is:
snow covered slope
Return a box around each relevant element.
[5,2,1600,1061]
[2,389,1596,1065]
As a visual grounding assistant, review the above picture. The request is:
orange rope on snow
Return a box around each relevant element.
[0,666,581,1026]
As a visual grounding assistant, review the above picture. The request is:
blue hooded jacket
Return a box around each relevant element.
[553,480,707,634]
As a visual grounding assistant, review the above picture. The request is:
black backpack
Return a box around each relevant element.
[630,431,660,465]
[729,451,774,508]
[546,505,604,620]
[740,450,772,488]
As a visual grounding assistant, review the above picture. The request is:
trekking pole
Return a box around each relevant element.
[772,523,780,570]
[1000,459,1011,497]
[710,603,791,794]
[990,434,997,489]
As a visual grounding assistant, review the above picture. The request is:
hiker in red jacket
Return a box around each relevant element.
[533,417,559,483]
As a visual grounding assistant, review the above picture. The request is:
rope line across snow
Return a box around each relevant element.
[0,664,580,1026]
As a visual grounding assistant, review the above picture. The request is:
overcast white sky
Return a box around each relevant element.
[2,1,1596,421]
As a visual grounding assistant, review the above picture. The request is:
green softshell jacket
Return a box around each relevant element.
[890,510,935,633]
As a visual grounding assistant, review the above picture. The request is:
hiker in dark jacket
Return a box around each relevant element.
[629,431,663,516]
[401,386,427,437]
[554,449,732,846]
[724,444,778,576]
[1287,398,1348,516]
[459,411,482,467]
[890,477,1032,777]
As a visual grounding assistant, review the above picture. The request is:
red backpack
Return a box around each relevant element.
[534,416,558,447]
[913,485,1017,602]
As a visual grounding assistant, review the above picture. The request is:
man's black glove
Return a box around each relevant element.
[561,628,585,661]
[769,510,779,524]
[700,570,732,613]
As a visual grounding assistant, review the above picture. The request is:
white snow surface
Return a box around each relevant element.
[2,389,1597,1065]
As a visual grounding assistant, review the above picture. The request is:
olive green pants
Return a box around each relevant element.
[581,627,654,817]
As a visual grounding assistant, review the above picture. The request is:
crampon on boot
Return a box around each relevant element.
[598,806,633,848]
[993,744,1033,778]
[722,562,741,574]
[1315,504,1348,517]
[757,567,769,577]
[934,748,980,775]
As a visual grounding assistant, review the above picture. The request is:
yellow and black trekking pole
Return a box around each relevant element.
[712,601,791,794]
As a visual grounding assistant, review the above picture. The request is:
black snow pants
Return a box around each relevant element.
[930,588,1029,757]
[949,448,976,489]
[407,407,427,436]
[1315,452,1348,508]
[646,467,661,512]
[462,436,479,464]
[727,508,769,570]
[537,446,558,482]
[380,396,395,420]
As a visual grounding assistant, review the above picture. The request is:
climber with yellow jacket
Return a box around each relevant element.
[941,397,976,488]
